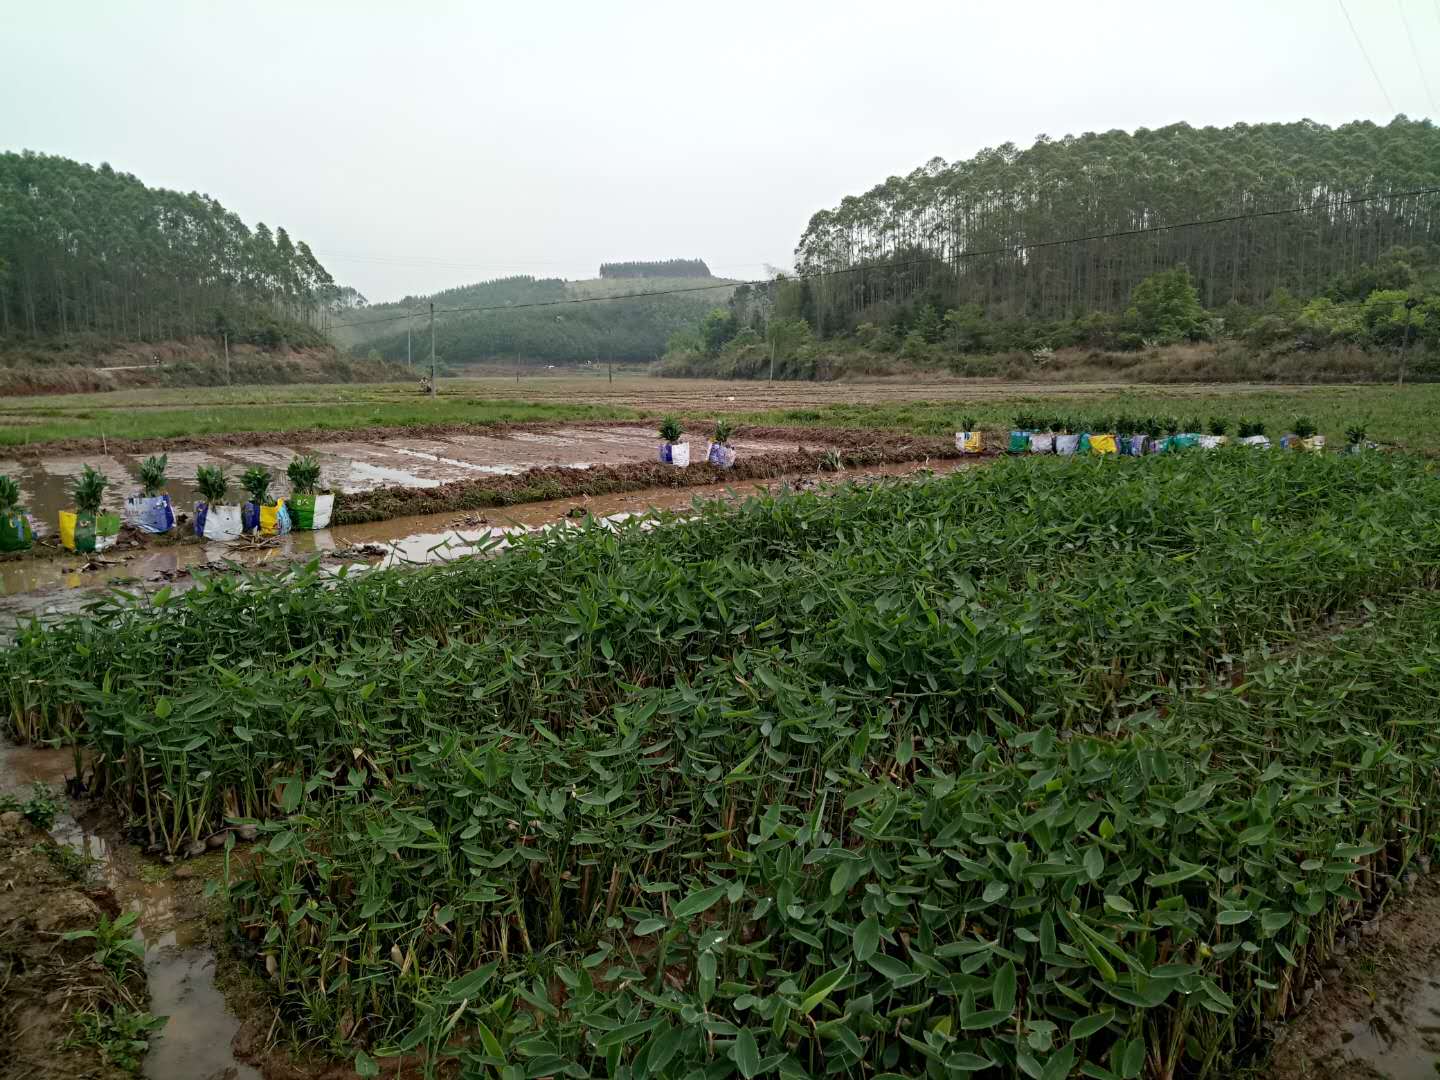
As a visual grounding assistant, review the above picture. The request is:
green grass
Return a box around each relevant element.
[0,386,635,446]
[2,376,1432,452]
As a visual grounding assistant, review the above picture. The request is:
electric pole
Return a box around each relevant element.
[429,302,436,397]
[407,312,412,369]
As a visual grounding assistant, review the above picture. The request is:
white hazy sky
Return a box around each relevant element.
[4,0,1437,302]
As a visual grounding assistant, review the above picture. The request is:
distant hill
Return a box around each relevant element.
[337,268,737,366]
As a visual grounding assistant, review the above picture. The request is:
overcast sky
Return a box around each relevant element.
[4,0,1436,303]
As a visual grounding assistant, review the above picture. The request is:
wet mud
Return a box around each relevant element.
[1,742,262,1080]
[1269,871,1440,1079]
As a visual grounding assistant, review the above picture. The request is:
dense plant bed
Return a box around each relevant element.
[4,451,1440,1076]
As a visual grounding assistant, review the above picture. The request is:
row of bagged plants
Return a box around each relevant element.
[657,416,739,468]
[0,453,336,554]
[955,413,1364,456]
[0,416,749,554]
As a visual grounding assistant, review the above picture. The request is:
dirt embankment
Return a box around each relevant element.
[0,340,407,398]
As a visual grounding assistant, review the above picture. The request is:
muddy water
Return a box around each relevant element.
[0,458,963,623]
[0,424,819,534]
[1336,977,1440,1077]
[1,741,260,1080]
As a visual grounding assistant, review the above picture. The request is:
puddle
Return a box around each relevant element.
[1,739,259,1080]
[1334,977,1440,1077]
[143,938,262,1080]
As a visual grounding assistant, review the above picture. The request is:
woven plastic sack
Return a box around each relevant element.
[289,493,335,530]
[954,431,982,455]
[707,442,737,467]
[1089,434,1118,455]
[195,502,242,541]
[1028,433,1055,454]
[1055,434,1080,456]
[1008,430,1031,454]
[124,494,175,534]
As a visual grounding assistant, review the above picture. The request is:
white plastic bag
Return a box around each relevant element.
[1054,434,1080,456]
[668,442,691,468]
[1029,433,1056,454]
[196,502,243,542]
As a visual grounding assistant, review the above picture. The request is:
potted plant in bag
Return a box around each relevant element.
[1286,416,1324,452]
[286,454,334,529]
[955,415,983,455]
[1168,416,1202,452]
[1054,417,1080,456]
[1345,422,1370,454]
[241,466,290,535]
[1009,413,1035,454]
[0,475,34,553]
[707,419,738,468]
[1088,415,1118,456]
[1200,417,1229,450]
[1238,419,1270,449]
[123,454,175,534]
[59,465,119,553]
[658,417,689,467]
[194,465,243,541]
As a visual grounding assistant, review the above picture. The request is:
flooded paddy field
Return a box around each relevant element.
[0,457,966,623]
[0,423,819,531]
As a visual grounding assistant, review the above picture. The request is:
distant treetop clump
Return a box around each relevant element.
[599,259,713,279]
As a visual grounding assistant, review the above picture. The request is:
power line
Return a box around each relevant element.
[1397,0,1439,114]
[1338,0,1398,114]
[326,185,1440,332]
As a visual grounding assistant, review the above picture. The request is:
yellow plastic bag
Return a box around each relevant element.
[954,431,983,454]
[59,509,78,551]
[1088,434,1118,455]
[258,499,291,536]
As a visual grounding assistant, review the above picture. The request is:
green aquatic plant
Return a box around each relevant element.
[71,465,107,516]
[286,454,322,494]
[195,465,229,505]
[137,454,168,498]
[241,466,272,506]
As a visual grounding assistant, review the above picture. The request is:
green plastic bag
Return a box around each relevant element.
[0,511,33,552]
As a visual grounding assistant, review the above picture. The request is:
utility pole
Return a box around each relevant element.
[223,332,230,385]
[407,312,412,369]
[429,302,436,397]
[769,338,776,383]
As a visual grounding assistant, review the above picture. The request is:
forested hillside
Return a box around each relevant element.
[663,118,1440,381]
[794,118,1439,331]
[0,151,357,350]
[340,269,735,366]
